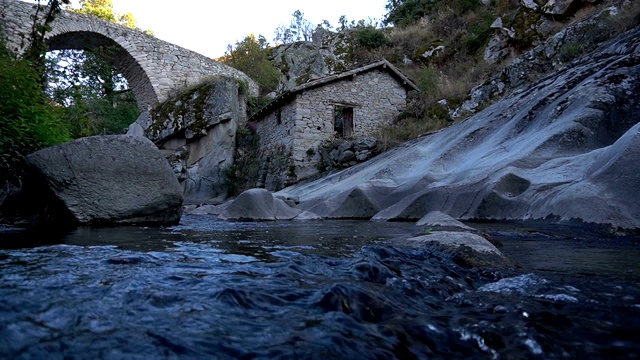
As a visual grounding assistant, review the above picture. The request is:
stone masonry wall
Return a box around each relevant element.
[292,70,407,181]
[254,100,297,191]
[255,69,408,190]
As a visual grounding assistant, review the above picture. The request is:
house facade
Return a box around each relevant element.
[251,60,419,191]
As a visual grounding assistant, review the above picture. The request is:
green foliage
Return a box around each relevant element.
[74,0,137,28]
[353,27,388,49]
[247,96,273,118]
[221,35,280,93]
[0,46,70,184]
[460,11,494,54]
[23,0,72,85]
[417,65,438,93]
[558,43,583,63]
[58,91,139,137]
[43,0,147,138]
[384,0,482,26]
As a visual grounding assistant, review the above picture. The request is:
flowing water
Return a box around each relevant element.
[1,216,639,359]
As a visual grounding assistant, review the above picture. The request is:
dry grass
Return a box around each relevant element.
[367,0,638,153]
[373,115,450,152]
[609,0,640,32]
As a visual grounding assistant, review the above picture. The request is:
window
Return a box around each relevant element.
[333,105,353,138]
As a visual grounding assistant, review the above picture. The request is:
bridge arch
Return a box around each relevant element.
[0,0,258,111]
[46,29,159,110]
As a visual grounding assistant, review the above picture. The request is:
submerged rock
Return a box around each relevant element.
[284,27,640,229]
[24,135,183,227]
[393,231,512,268]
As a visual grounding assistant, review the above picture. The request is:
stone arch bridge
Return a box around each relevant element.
[0,0,258,110]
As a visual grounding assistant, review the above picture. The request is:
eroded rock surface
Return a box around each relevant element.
[283,27,640,229]
[219,188,302,221]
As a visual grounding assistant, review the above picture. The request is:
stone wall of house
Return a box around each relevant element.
[254,100,298,191]
[254,69,408,191]
[292,69,408,181]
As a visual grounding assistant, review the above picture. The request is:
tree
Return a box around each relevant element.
[45,0,145,137]
[274,10,314,44]
[23,0,72,85]
[221,34,280,93]
[384,0,481,26]
[75,0,136,28]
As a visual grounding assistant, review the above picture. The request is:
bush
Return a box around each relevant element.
[58,91,139,137]
[0,46,70,184]
[354,27,388,49]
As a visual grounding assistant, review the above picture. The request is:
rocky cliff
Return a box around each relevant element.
[280,26,640,229]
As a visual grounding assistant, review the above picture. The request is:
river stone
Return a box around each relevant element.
[219,188,301,221]
[416,211,476,232]
[353,136,377,152]
[393,231,511,268]
[293,210,323,221]
[25,135,183,226]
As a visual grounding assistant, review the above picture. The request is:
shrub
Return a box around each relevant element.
[354,27,388,49]
[0,45,70,184]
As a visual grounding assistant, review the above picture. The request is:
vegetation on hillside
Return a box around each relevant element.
[219,35,281,95]
[223,0,640,151]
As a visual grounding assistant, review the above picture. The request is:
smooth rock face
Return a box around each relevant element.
[284,27,640,229]
[219,188,302,221]
[25,135,183,226]
[134,78,246,204]
[416,211,476,232]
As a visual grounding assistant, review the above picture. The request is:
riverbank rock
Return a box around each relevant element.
[219,188,302,221]
[24,135,183,227]
[283,26,640,230]
[130,77,247,204]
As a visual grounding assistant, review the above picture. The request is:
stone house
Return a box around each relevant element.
[251,59,419,191]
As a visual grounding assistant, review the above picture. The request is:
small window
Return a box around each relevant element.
[276,109,282,125]
[334,105,353,138]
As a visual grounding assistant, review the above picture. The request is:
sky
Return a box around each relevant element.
[105,0,390,59]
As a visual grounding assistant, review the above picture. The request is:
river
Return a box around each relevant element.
[1,216,639,359]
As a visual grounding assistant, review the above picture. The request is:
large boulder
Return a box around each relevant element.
[219,188,302,221]
[283,26,640,229]
[24,135,183,227]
